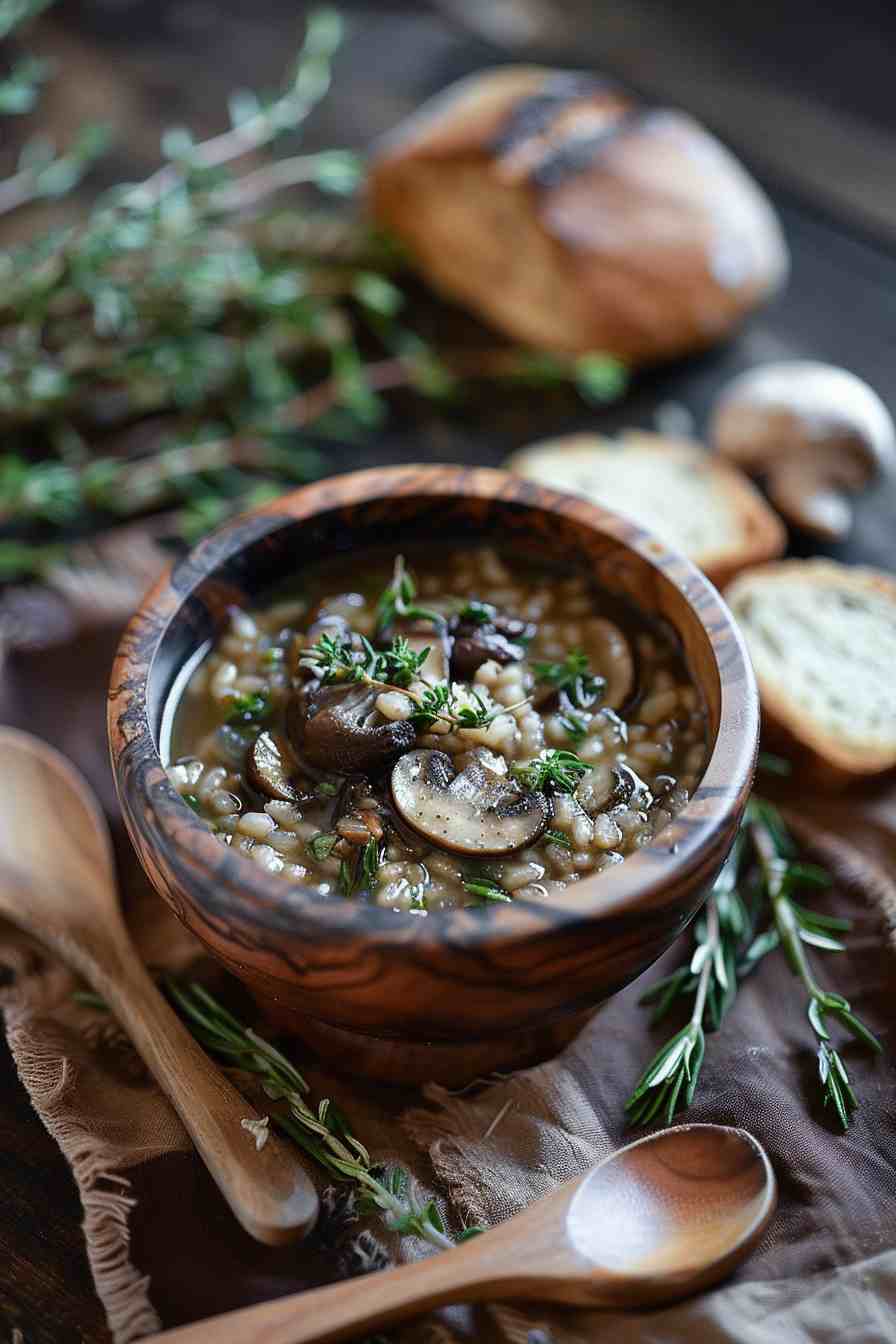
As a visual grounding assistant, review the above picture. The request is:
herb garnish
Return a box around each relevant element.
[375,555,442,634]
[511,749,589,795]
[301,622,531,732]
[308,832,338,862]
[301,631,429,689]
[167,981,474,1248]
[360,835,381,891]
[226,692,271,725]
[463,878,513,903]
[544,829,572,851]
[338,836,381,897]
[457,600,496,626]
[338,857,354,898]
[558,711,588,744]
[533,650,606,709]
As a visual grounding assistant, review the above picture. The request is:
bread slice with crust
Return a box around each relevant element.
[505,430,786,589]
[726,560,896,785]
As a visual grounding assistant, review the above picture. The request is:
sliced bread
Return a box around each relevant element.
[505,430,786,588]
[726,560,896,784]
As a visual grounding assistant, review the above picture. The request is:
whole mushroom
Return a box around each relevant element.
[288,681,415,775]
[391,748,549,856]
[450,603,536,680]
[710,361,896,541]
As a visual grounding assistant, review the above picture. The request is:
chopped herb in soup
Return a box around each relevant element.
[168,548,707,911]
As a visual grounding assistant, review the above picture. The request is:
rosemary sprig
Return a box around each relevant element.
[627,797,883,1131]
[626,849,745,1126]
[750,805,882,1129]
[166,981,473,1247]
[463,877,513,904]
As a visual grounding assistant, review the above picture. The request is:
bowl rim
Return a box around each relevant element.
[108,463,758,952]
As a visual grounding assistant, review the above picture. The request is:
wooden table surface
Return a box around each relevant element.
[1,1,895,1339]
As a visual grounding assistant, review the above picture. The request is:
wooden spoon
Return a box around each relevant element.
[154,1123,776,1342]
[0,727,319,1246]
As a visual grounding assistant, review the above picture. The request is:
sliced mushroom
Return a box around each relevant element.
[391,748,549,856]
[289,681,416,775]
[450,605,536,679]
[710,361,896,541]
[246,731,316,804]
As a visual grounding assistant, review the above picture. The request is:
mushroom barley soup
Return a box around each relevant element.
[169,548,708,912]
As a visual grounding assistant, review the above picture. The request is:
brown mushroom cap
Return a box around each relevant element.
[246,730,316,804]
[710,360,896,541]
[289,681,416,775]
[450,605,536,680]
[391,748,549,856]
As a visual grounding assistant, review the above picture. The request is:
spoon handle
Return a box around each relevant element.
[151,1236,507,1344]
[91,940,319,1246]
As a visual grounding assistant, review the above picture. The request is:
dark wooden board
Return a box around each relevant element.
[1,1,895,1338]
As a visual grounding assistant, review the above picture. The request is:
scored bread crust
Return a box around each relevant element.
[504,431,786,589]
[368,67,789,363]
[726,560,896,785]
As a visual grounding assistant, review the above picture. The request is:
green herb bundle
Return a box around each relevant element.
[0,4,625,584]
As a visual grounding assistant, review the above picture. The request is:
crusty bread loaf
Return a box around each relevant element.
[505,430,786,588]
[726,560,896,784]
[368,67,789,364]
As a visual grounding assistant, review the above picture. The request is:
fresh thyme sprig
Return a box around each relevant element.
[166,981,475,1247]
[533,650,606,709]
[300,630,531,732]
[511,749,589,795]
[374,555,442,634]
[225,691,272,726]
[750,804,882,1129]
[0,7,627,582]
[301,631,430,690]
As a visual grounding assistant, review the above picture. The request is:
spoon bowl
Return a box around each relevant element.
[563,1124,775,1301]
[154,1123,776,1343]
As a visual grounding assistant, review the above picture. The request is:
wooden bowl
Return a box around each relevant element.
[108,465,758,1085]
